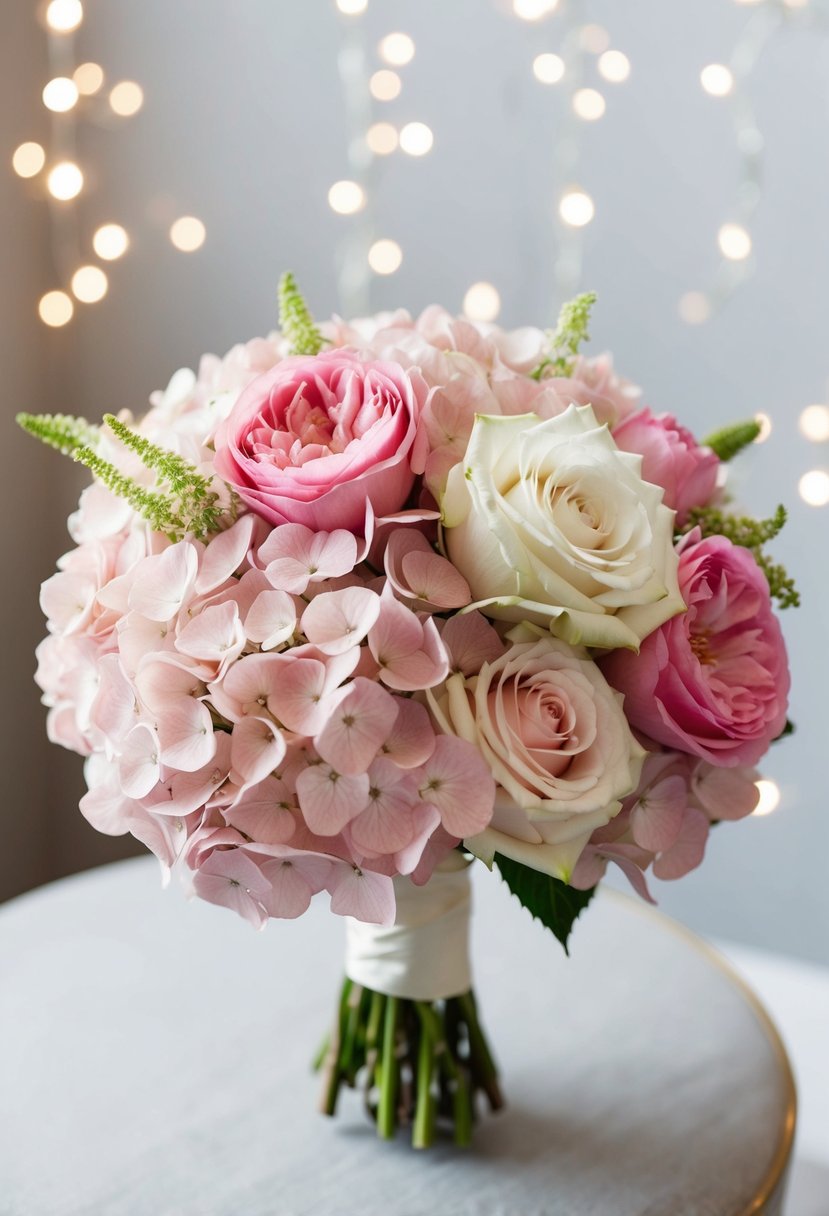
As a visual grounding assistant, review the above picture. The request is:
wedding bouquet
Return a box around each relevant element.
[20,275,795,1148]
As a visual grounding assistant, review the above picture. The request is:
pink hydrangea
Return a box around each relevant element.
[570,747,761,898]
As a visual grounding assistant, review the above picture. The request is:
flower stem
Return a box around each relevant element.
[317,976,352,1116]
[315,979,501,1147]
[457,991,504,1111]
[341,982,364,1084]
[412,1007,436,1149]
[377,996,400,1140]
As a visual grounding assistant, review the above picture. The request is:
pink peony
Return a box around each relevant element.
[612,408,719,526]
[213,351,426,533]
[601,531,789,767]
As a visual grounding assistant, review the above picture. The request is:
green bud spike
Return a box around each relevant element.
[16,411,98,456]
[703,419,761,461]
[103,414,197,490]
[531,291,598,380]
[73,443,177,533]
[17,409,228,540]
[278,271,324,356]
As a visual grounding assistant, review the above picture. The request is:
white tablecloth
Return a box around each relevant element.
[0,857,815,1216]
[714,942,829,1216]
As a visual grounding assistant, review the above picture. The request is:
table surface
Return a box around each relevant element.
[0,856,815,1216]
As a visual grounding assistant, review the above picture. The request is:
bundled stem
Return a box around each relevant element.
[315,977,503,1148]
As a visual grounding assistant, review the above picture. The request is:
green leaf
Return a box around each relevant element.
[703,419,761,461]
[494,854,596,954]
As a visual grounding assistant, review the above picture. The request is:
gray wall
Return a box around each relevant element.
[5,0,828,962]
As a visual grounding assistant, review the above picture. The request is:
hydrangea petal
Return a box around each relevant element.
[225,777,297,844]
[379,698,436,768]
[175,602,246,670]
[328,864,395,926]
[129,543,198,621]
[245,590,297,650]
[260,524,358,594]
[195,515,255,594]
[157,698,216,772]
[231,716,287,788]
[193,848,271,930]
[296,764,369,835]
[653,807,709,880]
[118,723,161,798]
[630,775,686,853]
[314,678,398,775]
[414,735,495,837]
[301,587,381,656]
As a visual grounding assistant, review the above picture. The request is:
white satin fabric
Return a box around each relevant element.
[344,857,472,1000]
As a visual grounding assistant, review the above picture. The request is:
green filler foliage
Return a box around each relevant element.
[17,411,227,541]
[278,271,325,356]
[16,411,98,456]
[703,419,762,462]
[532,291,598,380]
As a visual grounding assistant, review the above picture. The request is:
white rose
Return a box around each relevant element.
[441,404,684,650]
[428,629,645,880]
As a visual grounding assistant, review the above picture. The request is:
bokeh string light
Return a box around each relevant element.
[10,5,204,326]
[680,0,829,331]
[753,778,781,816]
[333,0,435,316]
[683,0,829,506]
[515,0,829,507]
[521,5,632,303]
[10,3,147,324]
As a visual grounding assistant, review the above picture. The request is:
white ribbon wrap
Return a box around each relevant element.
[344,857,472,1001]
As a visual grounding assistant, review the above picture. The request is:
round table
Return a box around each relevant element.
[0,858,795,1216]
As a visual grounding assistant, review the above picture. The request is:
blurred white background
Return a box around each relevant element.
[3,0,827,963]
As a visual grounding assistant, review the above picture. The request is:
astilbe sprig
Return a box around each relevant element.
[16,411,99,456]
[17,411,230,541]
[278,270,325,356]
[71,441,180,533]
[531,291,598,380]
[101,414,228,538]
[685,503,800,608]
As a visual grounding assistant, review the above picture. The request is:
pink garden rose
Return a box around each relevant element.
[601,531,789,766]
[213,351,426,533]
[612,408,719,526]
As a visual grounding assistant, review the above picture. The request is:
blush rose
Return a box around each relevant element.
[429,628,645,880]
